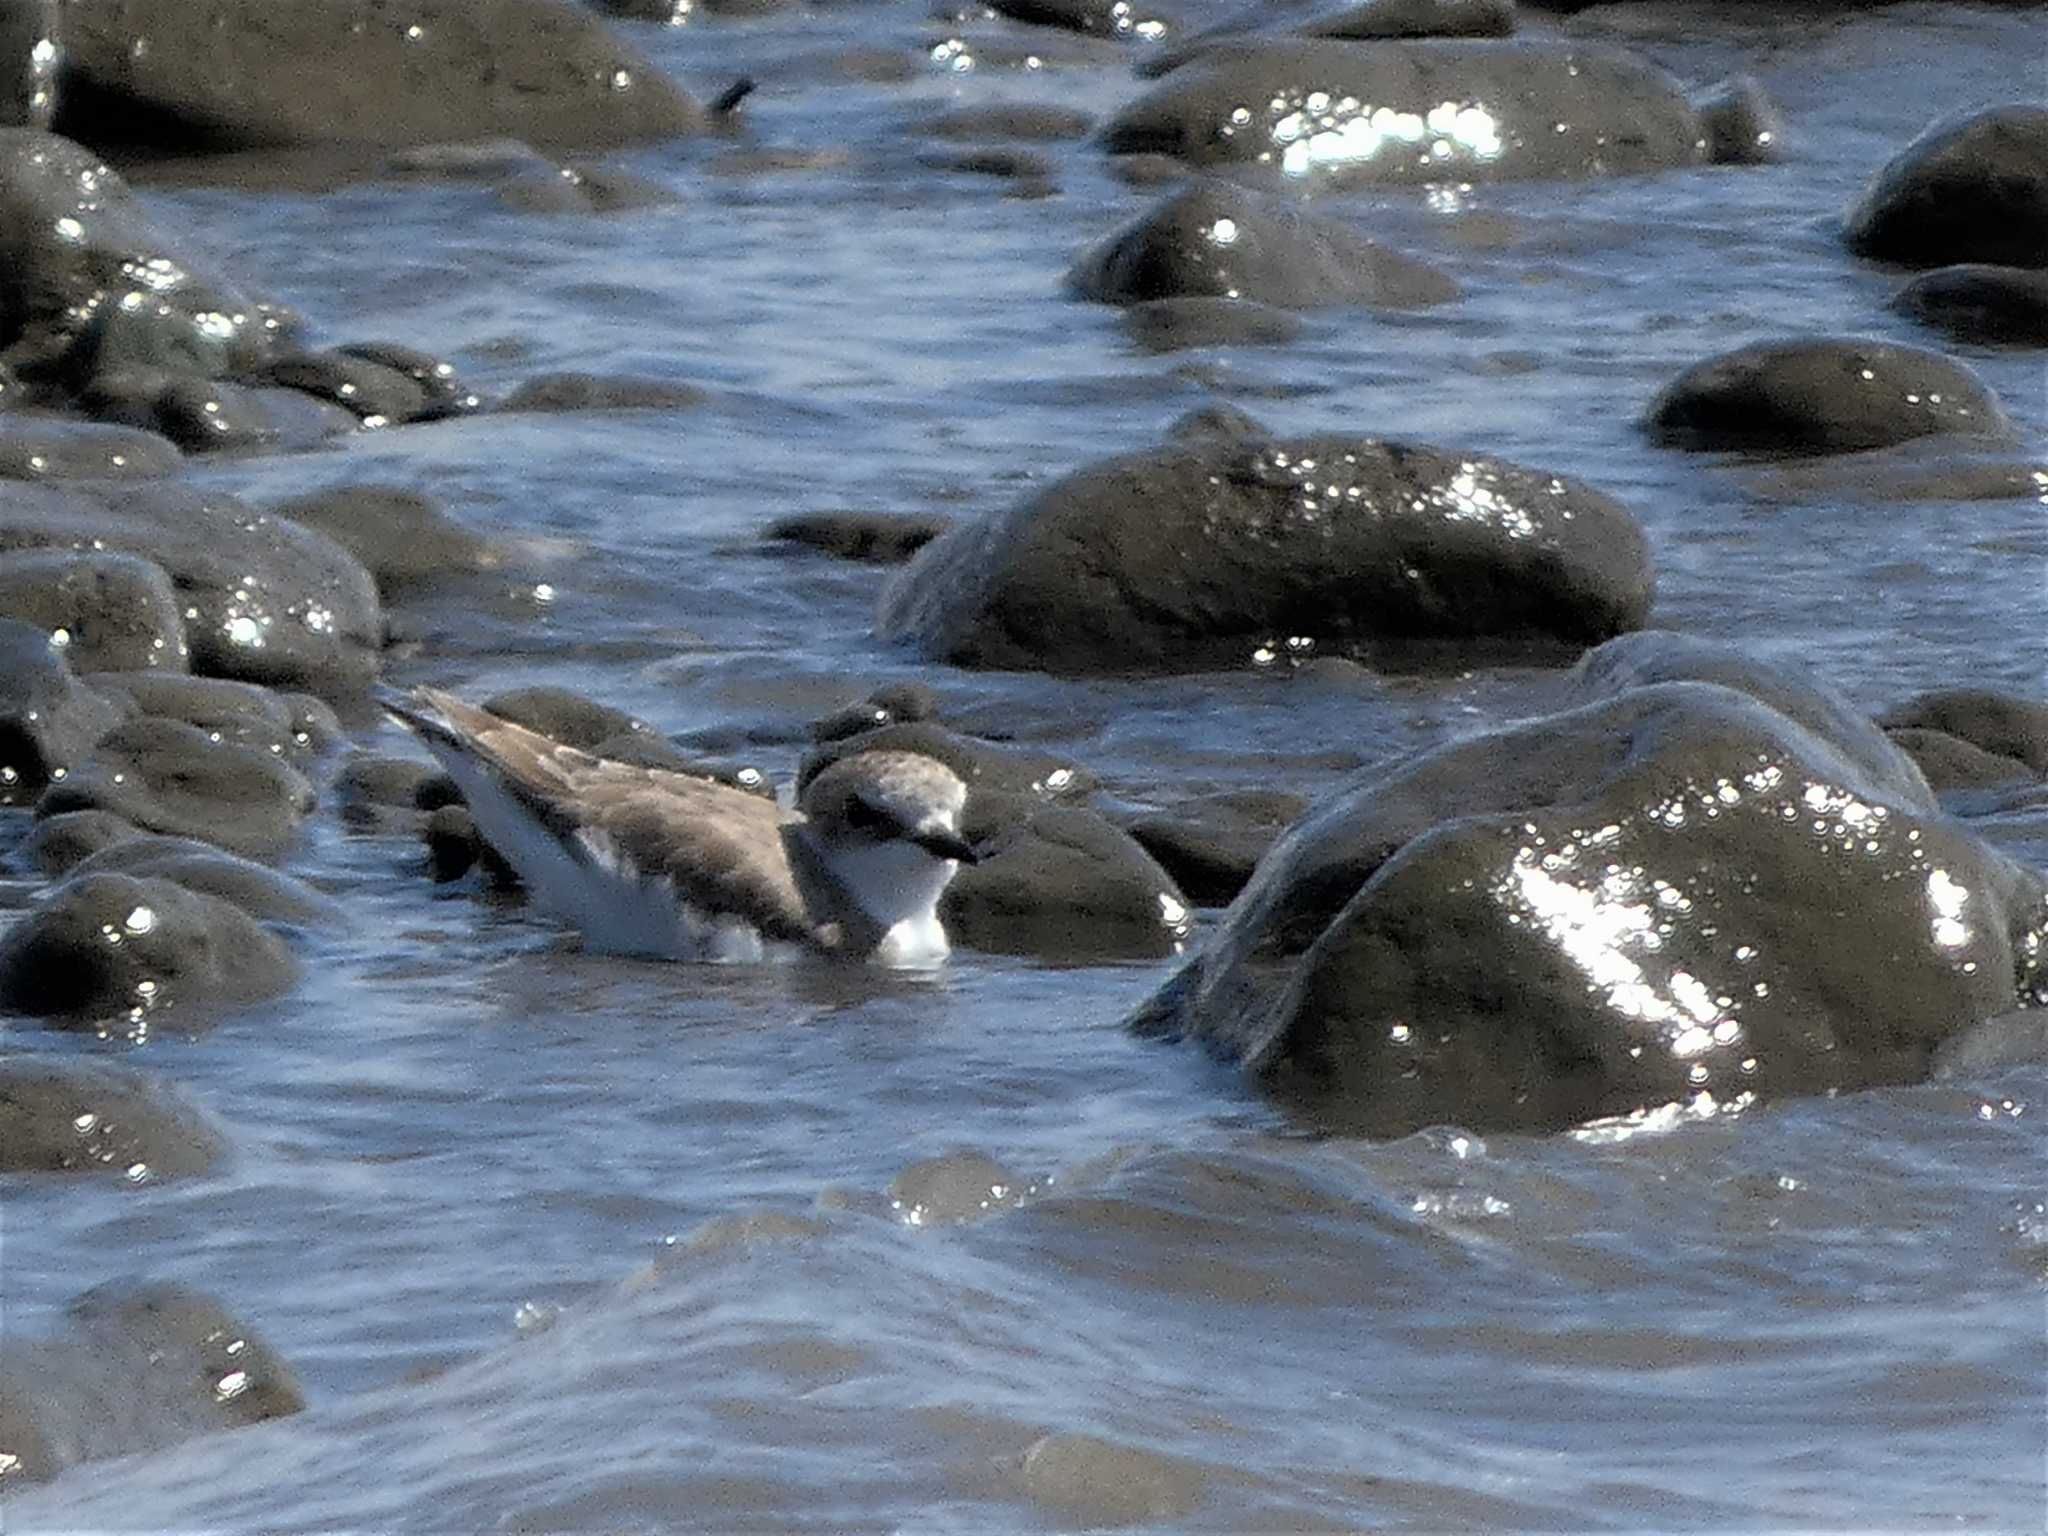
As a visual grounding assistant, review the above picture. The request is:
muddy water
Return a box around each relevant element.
[5,1,2045,1529]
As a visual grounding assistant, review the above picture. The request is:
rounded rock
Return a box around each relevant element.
[1843,104,2048,270]
[0,1056,226,1179]
[1890,264,2048,346]
[0,550,188,675]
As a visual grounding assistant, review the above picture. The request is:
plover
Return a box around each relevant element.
[384,686,978,966]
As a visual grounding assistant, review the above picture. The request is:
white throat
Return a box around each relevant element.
[813,834,958,968]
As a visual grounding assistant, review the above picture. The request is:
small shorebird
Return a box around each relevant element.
[384,686,978,966]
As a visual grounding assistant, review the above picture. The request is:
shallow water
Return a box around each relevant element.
[5,1,2046,1529]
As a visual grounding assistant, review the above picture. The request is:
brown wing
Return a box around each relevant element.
[402,687,827,948]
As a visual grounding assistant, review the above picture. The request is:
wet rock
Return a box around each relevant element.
[84,673,336,766]
[888,1149,1031,1225]
[495,162,683,215]
[920,147,1057,183]
[1019,1432,1204,1529]
[1103,39,1711,186]
[336,753,460,831]
[423,802,518,886]
[1132,638,2048,1135]
[54,0,705,154]
[1069,180,1457,309]
[801,722,1094,801]
[386,136,555,179]
[0,550,188,674]
[256,350,430,424]
[1644,337,2012,455]
[0,1056,225,1179]
[1885,728,2034,797]
[985,0,1185,40]
[0,619,120,807]
[768,511,953,564]
[333,342,483,419]
[1139,0,1516,76]
[1890,265,2048,346]
[1843,105,2048,270]
[0,481,384,695]
[944,791,1193,959]
[1879,689,2048,778]
[0,129,286,383]
[811,683,942,743]
[0,1280,302,1486]
[879,430,1653,673]
[151,378,361,454]
[1691,74,1785,166]
[1126,788,1307,905]
[922,104,1096,141]
[270,485,508,592]
[499,371,710,413]
[35,717,316,860]
[1121,296,1305,351]
[1732,438,2048,504]
[0,872,299,1021]
[1932,1008,2048,1080]
[14,809,143,876]
[0,418,181,480]
[1165,401,1271,443]
[68,838,342,926]
[0,0,58,130]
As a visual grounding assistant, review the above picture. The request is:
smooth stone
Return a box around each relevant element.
[810,683,942,744]
[270,485,508,593]
[943,791,1193,959]
[879,430,1654,674]
[1069,180,1457,309]
[1878,689,2048,776]
[35,717,316,860]
[1126,788,1308,905]
[1165,401,1272,443]
[256,350,431,424]
[498,371,710,413]
[0,1281,301,1486]
[1644,336,2013,454]
[0,550,189,674]
[0,418,181,480]
[333,341,484,419]
[920,147,1058,183]
[1885,727,2034,796]
[53,0,705,153]
[68,837,343,926]
[1138,0,1517,76]
[15,809,144,876]
[0,0,58,129]
[0,619,121,807]
[1732,437,2048,503]
[800,722,1095,802]
[1890,264,2048,346]
[84,673,336,765]
[1102,39,1711,185]
[1121,296,1306,351]
[495,163,682,215]
[984,0,1187,39]
[887,1149,1030,1225]
[921,104,1096,141]
[1019,1432,1204,1529]
[1843,104,2048,270]
[1131,640,2048,1135]
[767,511,952,564]
[0,481,384,695]
[423,802,519,886]
[0,872,299,1021]
[1932,1009,2048,1080]
[0,129,286,383]
[151,378,361,454]
[1691,74,1786,166]
[336,754,462,831]
[0,1056,226,1179]
[385,136,554,179]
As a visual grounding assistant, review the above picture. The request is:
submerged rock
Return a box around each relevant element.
[768,511,953,564]
[1691,74,1785,166]
[499,371,709,413]
[1068,179,1457,309]
[0,1280,301,1486]
[0,1056,226,1179]
[0,418,181,480]
[985,0,1185,40]
[0,872,299,1023]
[1102,39,1711,185]
[257,350,431,424]
[1843,104,2048,270]
[1131,635,2048,1135]
[922,104,1096,142]
[150,378,361,455]
[0,619,121,807]
[1126,788,1308,905]
[15,808,145,876]
[1644,337,2012,454]
[53,0,705,154]
[68,837,343,926]
[84,673,335,765]
[332,341,483,420]
[1879,689,2048,779]
[0,550,189,674]
[1890,265,2048,346]
[879,429,1653,673]
[270,485,509,592]
[1120,296,1305,351]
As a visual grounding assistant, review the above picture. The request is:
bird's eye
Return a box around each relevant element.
[845,795,892,833]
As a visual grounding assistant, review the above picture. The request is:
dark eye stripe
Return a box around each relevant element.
[845,795,894,833]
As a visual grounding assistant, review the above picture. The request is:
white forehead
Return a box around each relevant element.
[805,750,967,821]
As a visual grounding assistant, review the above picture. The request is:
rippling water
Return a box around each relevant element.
[6,2,2046,1529]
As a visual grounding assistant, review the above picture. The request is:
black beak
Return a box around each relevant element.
[911,828,980,865]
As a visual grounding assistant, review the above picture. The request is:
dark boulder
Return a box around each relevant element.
[85,673,338,765]
[810,683,942,744]
[1843,105,2048,270]
[0,619,120,807]
[256,350,431,424]
[35,716,316,860]
[1644,337,2012,454]
[0,418,181,481]
[1102,39,1710,186]
[67,837,343,926]
[768,511,952,565]
[1126,788,1308,905]
[1132,636,2048,1135]
[270,485,509,593]
[335,753,461,831]
[0,872,299,1022]
[985,0,1185,40]
[0,550,188,674]
[0,1281,301,1486]
[1890,264,2048,346]
[333,342,483,420]
[14,808,144,876]
[0,0,57,130]
[0,1056,225,1179]
[150,378,361,455]
[1068,179,1456,309]
[0,482,383,695]
[1879,688,2048,778]
[0,130,287,383]
[52,0,705,154]
[1121,296,1305,351]
[879,429,1653,673]
[1690,74,1785,166]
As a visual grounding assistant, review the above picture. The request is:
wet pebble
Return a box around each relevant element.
[1889,264,2048,346]
[333,341,483,419]
[68,837,344,926]
[1119,295,1305,352]
[1125,788,1308,905]
[0,418,181,481]
[1879,689,2048,777]
[499,372,710,413]
[270,485,510,593]
[0,550,189,674]
[0,1056,226,1180]
[256,349,431,424]
[810,683,942,743]
[85,673,336,766]
[150,378,361,455]
[495,163,683,216]
[1691,74,1787,166]
[767,510,953,564]
[335,754,462,831]
[14,809,144,877]
[888,1148,1034,1226]
[0,619,121,808]
[1843,103,2048,269]
[1017,1431,1204,1528]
